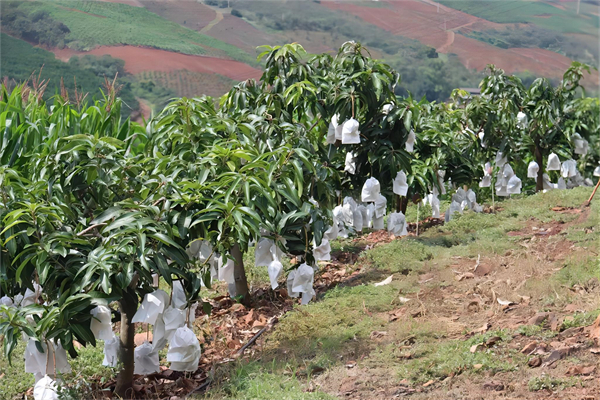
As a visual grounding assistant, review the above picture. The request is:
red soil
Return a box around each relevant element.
[321,0,581,79]
[50,46,262,81]
[97,0,143,6]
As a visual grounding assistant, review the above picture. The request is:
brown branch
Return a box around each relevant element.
[76,223,107,236]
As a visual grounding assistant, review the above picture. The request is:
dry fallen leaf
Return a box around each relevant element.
[374,275,393,287]
[566,365,596,376]
[520,341,537,354]
[470,343,483,353]
[473,364,483,369]
[398,296,411,303]
[370,331,388,340]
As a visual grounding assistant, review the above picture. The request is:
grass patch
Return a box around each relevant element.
[528,376,580,391]
[396,330,524,383]
[198,360,336,400]
[365,239,433,274]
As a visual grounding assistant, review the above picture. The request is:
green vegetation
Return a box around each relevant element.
[437,0,598,34]
[528,376,580,391]
[0,3,70,48]
[0,33,139,116]
[464,25,598,66]
[5,0,254,64]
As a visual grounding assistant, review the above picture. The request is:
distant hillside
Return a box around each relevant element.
[1,0,598,118]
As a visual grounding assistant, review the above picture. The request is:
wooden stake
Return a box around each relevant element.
[584,178,600,207]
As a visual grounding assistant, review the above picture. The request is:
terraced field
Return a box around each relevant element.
[136,70,236,99]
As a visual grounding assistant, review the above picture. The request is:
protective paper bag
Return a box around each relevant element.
[547,153,561,170]
[134,341,160,375]
[323,223,338,241]
[218,257,235,285]
[382,103,393,114]
[594,165,600,177]
[344,151,356,174]
[171,280,187,310]
[132,290,169,325]
[22,283,42,307]
[517,111,528,128]
[352,210,363,232]
[327,115,339,144]
[286,271,299,298]
[527,161,539,178]
[561,159,577,178]
[387,212,408,236]
[479,175,492,188]
[33,375,58,400]
[507,175,522,194]
[542,173,555,191]
[313,239,331,261]
[255,238,276,267]
[1,295,13,307]
[393,171,408,196]
[557,177,567,190]
[292,263,315,295]
[90,305,113,341]
[573,133,588,155]
[405,130,416,153]
[341,118,360,144]
[167,326,201,372]
[495,151,507,168]
[444,201,462,222]
[374,194,387,218]
[103,333,119,367]
[268,260,283,290]
[361,177,380,202]
[372,216,384,230]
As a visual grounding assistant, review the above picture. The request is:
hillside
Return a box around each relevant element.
[1,0,598,116]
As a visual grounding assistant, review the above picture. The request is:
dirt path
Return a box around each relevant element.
[199,10,224,34]
[437,30,455,53]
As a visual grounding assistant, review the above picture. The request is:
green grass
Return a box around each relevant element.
[395,330,526,383]
[437,0,598,34]
[528,375,580,391]
[198,361,336,400]
[0,340,112,400]
[13,1,254,64]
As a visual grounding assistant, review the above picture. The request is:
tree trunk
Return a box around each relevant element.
[535,142,544,192]
[232,243,250,306]
[115,290,138,399]
[395,194,401,213]
[400,196,408,215]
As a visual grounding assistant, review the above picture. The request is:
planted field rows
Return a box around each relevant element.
[136,70,236,99]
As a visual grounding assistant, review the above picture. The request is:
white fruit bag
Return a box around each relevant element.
[527,161,539,178]
[557,177,567,190]
[479,174,492,188]
[286,270,299,298]
[22,283,42,307]
[218,257,235,285]
[171,280,187,310]
[594,165,600,177]
[33,375,58,400]
[341,118,361,144]
[573,133,589,155]
[327,115,339,144]
[542,173,554,191]
[561,159,577,178]
[323,223,338,241]
[547,153,561,170]
[374,194,387,218]
[344,151,356,174]
[366,203,375,228]
[1,295,13,307]
[372,216,384,230]
[437,170,447,194]
[167,326,201,372]
[393,171,408,196]
[382,103,393,114]
[352,210,363,232]
[361,177,380,202]
[132,290,169,325]
[255,238,276,267]
[387,212,408,236]
[430,191,441,218]
[134,341,160,375]
[313,239,331,261]
[25,339,48,375]
[445,201,463,222]
[301,286,316,305]
[516,111,527,128]
[507,175,522,195]
[103,333,119,367]
[162,306,186,340]
[268,260,283,290]
[292,263,314,295]
[405,130,416,153]
[495,151,507,168]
